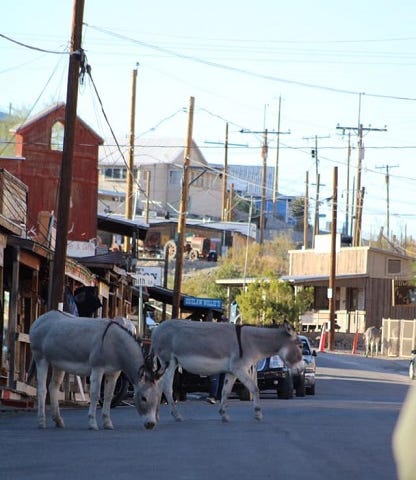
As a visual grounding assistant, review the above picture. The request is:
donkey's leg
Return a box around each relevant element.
[88,369,104,430]
[101,371,119,430]
[218,373,237,423]
[49,368,65,428]
[235,366,262,421]
[162,363,183,421]
[35,358,48,429]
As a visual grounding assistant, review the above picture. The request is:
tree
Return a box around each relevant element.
[0,106,30,156]
[235,279,313,328]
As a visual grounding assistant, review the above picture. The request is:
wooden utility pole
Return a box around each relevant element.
[172,96,195,319]
[344,132,351,236]
[222,122,229,221]
[303,171,309,249]
[376,164,399,239]
[145,171,151,224]
[50,0,85,310]
[328,166,338,351]
[272,96,281,212]
[303,134,329,245]
[259,129,268,244]
[240,124,289,243]
[336,123,387,246]
[124,65,138,251]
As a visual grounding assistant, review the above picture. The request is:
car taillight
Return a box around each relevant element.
[269,355,284,369]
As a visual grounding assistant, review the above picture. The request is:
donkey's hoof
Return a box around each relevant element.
[54,418,65,428]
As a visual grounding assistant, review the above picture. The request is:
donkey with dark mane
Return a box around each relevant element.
[150,319,303,423]
[29,310,165,430]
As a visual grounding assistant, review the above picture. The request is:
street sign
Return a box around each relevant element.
[135,266,162,286]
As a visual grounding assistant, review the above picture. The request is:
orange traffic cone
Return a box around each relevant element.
[351,330,359,354]
[318,326,327,352]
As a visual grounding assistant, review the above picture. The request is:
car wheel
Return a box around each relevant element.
[295,374,306,397]
[409,361,415,380]
[306,384,316,396]
[277,376,293,399]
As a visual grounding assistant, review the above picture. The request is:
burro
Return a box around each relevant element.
[150,319,303,423]
[29,310,165,430]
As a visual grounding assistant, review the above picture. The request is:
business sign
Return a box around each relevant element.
[183,297,223,309]
[135,266,163,286]
[392,280,416,306]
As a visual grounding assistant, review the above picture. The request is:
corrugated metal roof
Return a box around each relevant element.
[281,273,369,284]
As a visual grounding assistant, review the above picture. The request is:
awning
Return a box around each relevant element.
[97,214,148,240]
[281,273,369,285]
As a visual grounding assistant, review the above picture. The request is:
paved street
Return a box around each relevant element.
[0,352,412,480]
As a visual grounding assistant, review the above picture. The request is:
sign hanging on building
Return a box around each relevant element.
[183,296,223,309]
[392,280,416,306]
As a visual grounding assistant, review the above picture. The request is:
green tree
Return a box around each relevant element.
[235,279,313,329]
[0,106,30,156]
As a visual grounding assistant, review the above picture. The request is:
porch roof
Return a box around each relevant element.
[281,273,369,285]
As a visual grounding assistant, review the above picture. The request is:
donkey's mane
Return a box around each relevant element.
[102,319,143,347]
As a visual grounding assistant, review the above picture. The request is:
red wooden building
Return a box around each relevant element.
[0,103,103,242]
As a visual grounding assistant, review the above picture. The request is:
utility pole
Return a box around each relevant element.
[336,123,387,246]
[222,123,228,221]
[376,164,399,240]
[303,171,309,249]
[125,65,138,252]
[172,96,195,319]
[344,132,351,236]
[240,124,289,243]
[259,129,268,244]
[328,166,338,351]
[204,127,246,222]
[303,135,329,245]
[272,96,282,212]
[50,0,85,310]
[145,170,151,224]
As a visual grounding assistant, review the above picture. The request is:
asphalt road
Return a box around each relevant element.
[0,352,412,480]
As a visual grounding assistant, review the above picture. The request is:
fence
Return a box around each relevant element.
[382,318,416,357]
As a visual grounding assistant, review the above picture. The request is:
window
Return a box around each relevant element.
[50,121,64,151]
[346,288,359,310]
[314,287,328,309]
[387,259,401,274]
[169,170,181,185]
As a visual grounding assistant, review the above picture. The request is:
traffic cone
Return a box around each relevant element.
[351,330,359,354]
[318,325,327,352]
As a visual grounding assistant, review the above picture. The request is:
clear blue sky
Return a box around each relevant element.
[2,0,416,240]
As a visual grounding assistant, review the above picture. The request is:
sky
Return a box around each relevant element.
[2,0,416,241]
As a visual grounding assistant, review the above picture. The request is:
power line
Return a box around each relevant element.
[84,24,416,102]
[0,32,69,55]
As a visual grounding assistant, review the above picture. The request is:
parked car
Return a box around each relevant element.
[171,335,317,402]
